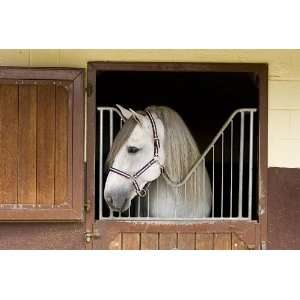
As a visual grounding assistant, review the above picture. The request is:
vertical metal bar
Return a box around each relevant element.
[109,109,113,148]
[248,112,254,219]
[99,109,103,219]
[230,121,233,218]
[202,159,205,217]
[238,112,245,218]
[221,133,224,217]
[147,188,150,218]
[212,146,214,218]
[138,196,141,218]
[174,186,177,218]
[156,179,159,217]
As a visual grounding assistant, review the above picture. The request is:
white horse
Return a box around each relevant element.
[104,105,212,218]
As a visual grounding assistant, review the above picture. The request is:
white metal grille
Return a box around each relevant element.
[97,106,257,221]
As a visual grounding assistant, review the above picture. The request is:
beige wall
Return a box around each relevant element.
[1,49,300,168]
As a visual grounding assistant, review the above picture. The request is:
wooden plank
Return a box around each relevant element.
[108,234,122,250]
[177,233,195,250]
[0,85,18,204]
[196,233,214,250]
[141,233,158,250]
[122,233,140,250]
[37,85,55,206]
[159,233,177,250]
[214,233,232,250]
[55,86,69,206]
[232,233,247,250]
[18,85,37,205]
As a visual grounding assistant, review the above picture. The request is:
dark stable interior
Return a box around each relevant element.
[95,71,259,220]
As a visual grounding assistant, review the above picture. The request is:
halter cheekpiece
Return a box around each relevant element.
[109,110,163,197]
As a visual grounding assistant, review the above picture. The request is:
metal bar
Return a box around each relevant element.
[109,109,113,148]
[99,109,103,218]
[230,121,233,218]
[147,188,150,218]
[238,112,245,218]
[248,112,254,219]
[156,179,159,217]
[212,146,214,217]
[138,196,141,218]
[161,108,257,187]
[221,133,224,217]
[202,159,205,216]
[100,217,251,221]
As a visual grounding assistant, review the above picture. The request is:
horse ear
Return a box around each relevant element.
[116,104,132,121]
[129,108,144,125]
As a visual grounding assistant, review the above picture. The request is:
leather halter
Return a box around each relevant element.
[109,110,163,197]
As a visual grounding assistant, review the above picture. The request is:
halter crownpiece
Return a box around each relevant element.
[109,109,163,197]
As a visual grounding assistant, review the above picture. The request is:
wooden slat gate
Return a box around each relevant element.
[92,221,260,250]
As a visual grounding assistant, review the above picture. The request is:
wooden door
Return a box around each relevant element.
[0,68,84,221]
[92,221,260,250]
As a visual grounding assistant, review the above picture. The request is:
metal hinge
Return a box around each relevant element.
[261,241,267,250]
[85,229,100,243]
[86,82,93,97]
[84,199,91,212]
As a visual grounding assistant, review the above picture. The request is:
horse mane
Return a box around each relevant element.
[147,106,200,182]
[105,105,200,182]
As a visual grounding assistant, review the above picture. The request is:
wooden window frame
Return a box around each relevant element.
[86,62,268,249]
[0,67,85,221]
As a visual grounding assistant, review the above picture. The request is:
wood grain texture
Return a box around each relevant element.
[177,233,195,250]
[231,233,247,250]
[122,233,140,250]
[0,85,18,204]
[109,234,122,250]
[141,233,158,250]
[18,85,37,204]
[37,85,55,206]
[196,233,214,250]
[214,233,232,250]
[55,86,69,206]
[159,233,177,250]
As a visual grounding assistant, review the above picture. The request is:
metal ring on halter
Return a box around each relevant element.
[137,189,147,197]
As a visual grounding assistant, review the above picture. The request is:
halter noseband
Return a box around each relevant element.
[109,110,163,197]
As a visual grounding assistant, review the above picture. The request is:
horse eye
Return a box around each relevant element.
[127,146,140,154]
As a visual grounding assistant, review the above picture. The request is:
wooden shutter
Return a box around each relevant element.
[0,68,84,221]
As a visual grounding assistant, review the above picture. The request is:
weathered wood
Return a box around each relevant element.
[37,85,55,206]
[122,233,140,250]
[232,233,247,250]
[196,233,214,250]
[18,85,37,205]
[109,234,122,250]
[177,233,195,250]
[159,233,177,250]
[0,85,18,204]
[214,233,232,250]
[141,233,159,250]
[55,85,69,206]
[268,167,300,249]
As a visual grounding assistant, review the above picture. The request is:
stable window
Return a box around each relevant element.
[88,62,267,226]
[0,67,84,221]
